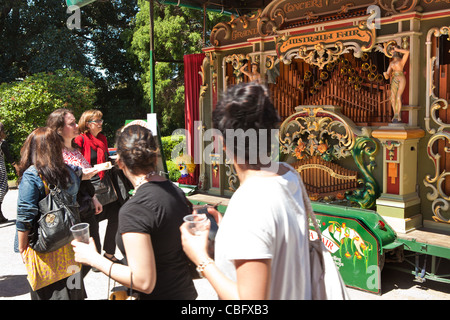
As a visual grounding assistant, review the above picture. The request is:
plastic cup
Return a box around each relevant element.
[70,223,90,243]
[183,214,208,236]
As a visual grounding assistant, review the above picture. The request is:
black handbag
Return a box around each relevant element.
[90,171,118,206]
[77,180,95,219]
[28,183,81,253]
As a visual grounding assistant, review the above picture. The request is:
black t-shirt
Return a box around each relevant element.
[116,180,197,300]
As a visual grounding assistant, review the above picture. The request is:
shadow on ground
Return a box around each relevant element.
[0,274,29,298]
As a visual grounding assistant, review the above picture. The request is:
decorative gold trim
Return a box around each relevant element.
[280,107,357,160]
[298,42,344,70]
[423,25,450,224]
[275,21,376,68]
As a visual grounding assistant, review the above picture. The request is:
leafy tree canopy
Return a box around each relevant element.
[0,0,229,142]
[0,69,96,159]
[130,1,228,135]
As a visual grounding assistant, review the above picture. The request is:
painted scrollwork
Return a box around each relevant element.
[346,136,380,209]
[279,107,379,208]
[225,156,239,192]
[258,7,285,36]
[210,11,262,47]
[210,21,233,47]
[276,21,375,68]
[279,107,356,161]
[376,0,419,16]
[424,26,450,224]
[224,53,249,84]
[424,133,450,223]
[297,42,345,70]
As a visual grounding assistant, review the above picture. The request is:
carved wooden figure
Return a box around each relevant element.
[383,46,410,123]
[240,61,261,83]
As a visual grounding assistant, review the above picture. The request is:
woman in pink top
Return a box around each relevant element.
[47,109,103,275]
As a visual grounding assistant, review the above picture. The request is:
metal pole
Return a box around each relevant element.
[148,0,168,175]
[149,0,156,113]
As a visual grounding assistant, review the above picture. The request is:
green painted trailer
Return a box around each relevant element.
[188,194,405,295]
[309,202,403,294]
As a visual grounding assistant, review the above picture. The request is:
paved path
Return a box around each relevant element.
[0,189,448,300]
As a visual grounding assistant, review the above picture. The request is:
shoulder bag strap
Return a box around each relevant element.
[282,163,324,241]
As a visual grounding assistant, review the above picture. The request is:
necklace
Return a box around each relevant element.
[130,171,157,196]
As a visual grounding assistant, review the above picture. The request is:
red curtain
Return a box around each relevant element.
[184,53,205,183]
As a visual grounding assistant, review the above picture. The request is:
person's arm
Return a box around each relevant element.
[92,195,103,215]
[395,47,410,67]
[384,64,392,80]
[17,230,30,263]
[72,232,156,294]
[235,259,271,299]
[199,258,271,300]
[121,232,156,293]
[180,223,271,300]
[16,170,41,258]
[240,62,251,78]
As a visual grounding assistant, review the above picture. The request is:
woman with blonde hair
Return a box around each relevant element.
[74,110,121,264]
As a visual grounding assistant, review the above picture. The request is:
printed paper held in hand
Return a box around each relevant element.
[93,161,112,172]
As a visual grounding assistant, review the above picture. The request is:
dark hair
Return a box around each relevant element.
[0,122,5,140]
[17,127,72,188]
[46,108,77,147]
[116,125,159,175]
[212,82,280,164]
[392,46,403,59]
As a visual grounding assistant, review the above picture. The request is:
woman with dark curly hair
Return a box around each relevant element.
[180,82,312,300]
[72,124,197,300]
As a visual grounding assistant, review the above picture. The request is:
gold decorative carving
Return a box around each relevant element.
[275,22,376,68]
[423,26,450,224]
[298,42,344,70]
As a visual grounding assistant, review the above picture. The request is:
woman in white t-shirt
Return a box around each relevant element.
[180,82,311,300]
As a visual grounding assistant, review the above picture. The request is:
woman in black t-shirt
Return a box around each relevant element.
[72,124,197,299]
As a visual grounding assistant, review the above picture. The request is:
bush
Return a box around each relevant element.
[161,134,186,161]
[166,159,181,182]
[0,69,96,178]
[161,134,186,182]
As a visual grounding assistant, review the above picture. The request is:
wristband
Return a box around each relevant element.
[196,258,214,278]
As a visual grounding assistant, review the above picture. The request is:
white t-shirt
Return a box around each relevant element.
[214,163,311,300]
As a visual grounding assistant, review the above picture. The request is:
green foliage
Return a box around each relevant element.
[166,159,181,182]
[0,0,145,143]
[0,0,91,82]
[161,134,185,182]
[130,1,229,136]
[0,69,96,167]
[0,0,229,148]
[161,134,186,161]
